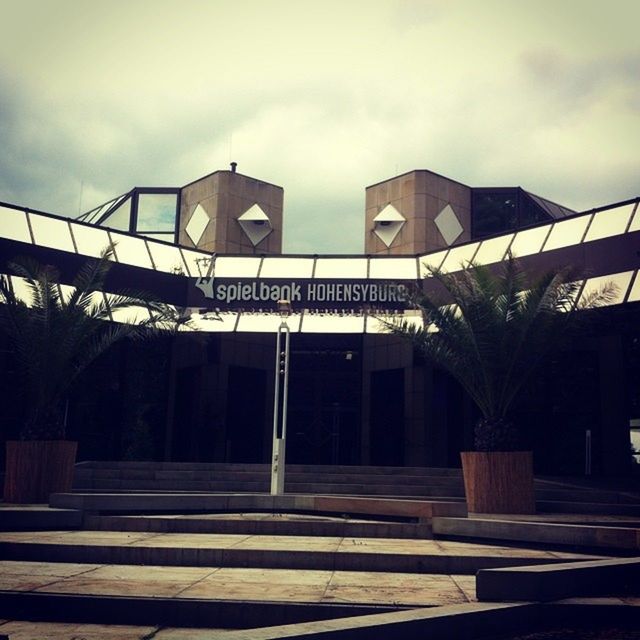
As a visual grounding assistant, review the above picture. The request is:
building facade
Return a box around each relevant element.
[1,167,639,476]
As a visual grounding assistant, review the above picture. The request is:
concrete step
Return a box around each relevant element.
[538,501,640,517]
[49,492,467,520]
[0,589,393,629]
[75,461,463,477]
[0,532,604,575]
[84,513,434,539]
[0,507,82,532]
[433,517,640,551]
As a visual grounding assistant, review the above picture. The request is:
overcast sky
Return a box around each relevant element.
[0,0,638,253]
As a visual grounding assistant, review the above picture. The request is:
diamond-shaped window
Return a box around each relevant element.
[238,204,273,246]
[435,204,463,245]
[373,204,405,247]
[185,204,210,245]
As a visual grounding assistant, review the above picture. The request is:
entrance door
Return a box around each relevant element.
[225,366,266,462]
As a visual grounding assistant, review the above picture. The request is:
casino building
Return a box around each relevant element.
[0,167,639,476]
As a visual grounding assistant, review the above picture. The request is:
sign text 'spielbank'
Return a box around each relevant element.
[193,278,411,309]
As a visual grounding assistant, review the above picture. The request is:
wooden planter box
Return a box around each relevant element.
[3,440,77,504]
[461,451,536,514]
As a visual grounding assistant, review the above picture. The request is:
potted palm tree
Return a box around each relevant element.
[386,255,615,514]
[0,247,185,503]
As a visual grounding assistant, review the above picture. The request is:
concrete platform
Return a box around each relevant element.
[0,504,82,531]
[477,557,640,602]
[48,492,468,520]
[0,531,602,574]
[85,512,434,539]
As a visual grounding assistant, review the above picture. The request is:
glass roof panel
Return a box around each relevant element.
[260,257,314,278]
[180,248,212,278]
[473,234,514,266]
[510,224,552,258]
[147,241,186,274]
[188,311,238,332]
[314,257,368,279]
[580,271,633,307]
[71,223,112,258]
[136,193,177,232]
[236,313,302,333]
[627,203,640,233]
[6,275,34,305]
[29,214,75,252]
[419,250,448,276]
[300,313,365,333]
[109,232,153,269]
[439,243,480,274]
[627,272,640,302]
[369,257,418,280]
[584,204,635,242]
[214,256,262,278]
[105,293,152,324]
[366,311,423,334]
[543,215,591,252]
[100,197,131,231]
[0,206,31,243]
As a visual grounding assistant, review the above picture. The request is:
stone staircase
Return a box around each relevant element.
[72,461,640,516]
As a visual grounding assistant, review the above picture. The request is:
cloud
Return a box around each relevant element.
[0,0,638,253]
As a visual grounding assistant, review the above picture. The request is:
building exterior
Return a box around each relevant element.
[1,166,638,476]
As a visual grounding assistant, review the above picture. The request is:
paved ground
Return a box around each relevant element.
[0,558,477,606]
[0,530,602,559]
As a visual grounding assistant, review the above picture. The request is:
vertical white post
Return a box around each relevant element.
[271,314,290,495]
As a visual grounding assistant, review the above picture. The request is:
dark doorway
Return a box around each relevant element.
[287,336,361,465]
[225,366,266,463]
[171,365,201,461]
[370,368,405,465]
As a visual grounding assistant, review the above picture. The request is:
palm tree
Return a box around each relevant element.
[0,246,186,441]
[386,255,616,452]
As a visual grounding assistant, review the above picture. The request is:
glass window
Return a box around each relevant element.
[542,215,591,252]
[109,232,153,269]
[7,275,34,305]
[236,313,302,333]
[147,240,186,274]
[188,311,238,332]
[580,271,633,307]
[626,204,640,233]
[29,214,75,252]
[0,206,31,243]
[260,257,314,278]
[136,193,178,232]
[70,223,112,258]
[439,243,479,274]
[584,204,635,242]
[627,272,640,302]
[369,257,418,280]
[366,311,423,334]
[215,256,262,277]
[472,191,518,238]
[314,258,368,279]
[99,197,131,231]
[519,193,554,227]
[300,314,365,333]
[105,293,152,324]
[180,248,213,277]
[419,250,448,276]
[510,225,551,258]
[473,234,514,266]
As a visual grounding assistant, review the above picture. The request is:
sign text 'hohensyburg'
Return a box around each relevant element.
[191,278,413,311]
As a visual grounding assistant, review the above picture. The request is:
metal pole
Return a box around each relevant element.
[585,429,592,476]
[270,316,290,495]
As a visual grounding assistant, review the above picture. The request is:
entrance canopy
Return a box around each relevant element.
[0,198,639,333]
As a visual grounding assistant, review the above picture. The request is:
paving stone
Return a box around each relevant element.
[0,620,159,639]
